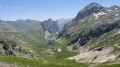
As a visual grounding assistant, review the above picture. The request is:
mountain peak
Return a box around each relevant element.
[88,2,101,6]
[85,2,103,10]
[74,2,104,21]
[47,18,53,22]
[40,18,59,34]
[110,5,120,10]
[111,5,120,8]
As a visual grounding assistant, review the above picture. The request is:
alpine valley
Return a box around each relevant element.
[0,2,120,67]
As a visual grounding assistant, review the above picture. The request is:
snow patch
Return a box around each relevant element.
[107,9,112,12]
[115,14,119,16]
[115,8,118,10]
[115,18,118,20]
[93,12,106,19]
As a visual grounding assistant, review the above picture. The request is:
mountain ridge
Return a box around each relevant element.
[56,2,120,63]
[0,2,119,67]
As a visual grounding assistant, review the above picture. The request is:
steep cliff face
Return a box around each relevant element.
[40,19,59,34]
[57,2,120,61]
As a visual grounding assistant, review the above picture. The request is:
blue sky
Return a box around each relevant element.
[0,0,120,21]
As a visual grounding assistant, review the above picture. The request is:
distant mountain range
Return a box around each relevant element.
[0,18,61,33]
[57,18,72,29]
[0,19,41,32]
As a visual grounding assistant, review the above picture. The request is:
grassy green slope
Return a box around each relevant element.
[0,56,69,67]
[0,28,89,67]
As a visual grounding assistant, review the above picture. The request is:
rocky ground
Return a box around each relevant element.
[68,47,118,63]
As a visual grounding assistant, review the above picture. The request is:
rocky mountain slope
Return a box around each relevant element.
[0,26,45,59]
[40,18,59,33]
[57,2,120,63]
[40,18,59,38]
[0,40,32,57]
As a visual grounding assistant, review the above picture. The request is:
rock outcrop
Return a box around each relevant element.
[0,40,32,58]
[40,18,59,34]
